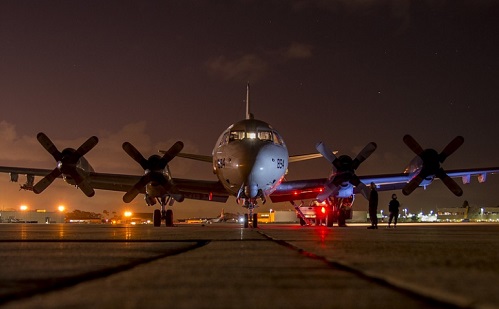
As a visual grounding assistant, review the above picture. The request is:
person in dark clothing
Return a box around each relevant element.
[388,193,400,228]
[367,182,378,229]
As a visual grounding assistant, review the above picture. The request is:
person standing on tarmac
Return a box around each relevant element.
[388,193,400,228]
[367,182,378,229]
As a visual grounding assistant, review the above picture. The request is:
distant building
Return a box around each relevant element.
[437,206,499,222]
[0,210,65,224]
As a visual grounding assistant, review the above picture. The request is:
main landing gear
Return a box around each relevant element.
[152,196,174,227]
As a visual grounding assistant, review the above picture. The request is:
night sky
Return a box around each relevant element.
[1,1,499,218]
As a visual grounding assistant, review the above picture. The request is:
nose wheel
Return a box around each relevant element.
[243,212,258,228]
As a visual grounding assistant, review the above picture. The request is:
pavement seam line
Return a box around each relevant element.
[257,231,485,309]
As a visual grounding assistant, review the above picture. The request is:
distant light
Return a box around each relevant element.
[58,205,65,212]
[124,211,133,217]
[20,205,28,211]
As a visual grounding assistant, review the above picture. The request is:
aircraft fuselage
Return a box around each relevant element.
[212,118,288,201]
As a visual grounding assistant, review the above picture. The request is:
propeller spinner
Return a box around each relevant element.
[33,133,98,197]
[402,135,464,196]
[122,141,184,203]
[316,141,377,200]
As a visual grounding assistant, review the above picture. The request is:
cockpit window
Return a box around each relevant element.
[224,129,284,146]
[258,131,273,142]
[229,130,245,141]
[273,131,284,145]
[219,131,230,146]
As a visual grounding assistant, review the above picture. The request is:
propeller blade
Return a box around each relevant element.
[123,188,140,203]
[123,175,151,203]
[402,175,424,195]
[33,168,62,194]
[74,136,99,159]
[122,142,149,170]
[37,133,62,161]
[403,135,424,156]
[352,142,377,169]
[159,141,184,167]
[436,169,463,196]
[77,181,96,197]
[316,185,339,203]
[439,136,464,163]
[316,142,337,164]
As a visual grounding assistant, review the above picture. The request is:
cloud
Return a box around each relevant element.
[206,42,314,81]
[205,54,269,82]
[0,121,46,164]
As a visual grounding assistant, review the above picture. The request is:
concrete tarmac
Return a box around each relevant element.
[1,222,499,309]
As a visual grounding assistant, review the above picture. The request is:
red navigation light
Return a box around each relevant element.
[321,206,326,214]
[209,192,213,201]
[293,191,298,195]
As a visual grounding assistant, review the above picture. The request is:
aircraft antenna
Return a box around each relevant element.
[246,82,253,119]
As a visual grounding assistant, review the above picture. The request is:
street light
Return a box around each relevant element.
[124,211,133,224]
[20,205,28,211]
[58,205,65,212]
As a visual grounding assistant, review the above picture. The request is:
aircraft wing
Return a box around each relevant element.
[270,166,499,202]
[0,166,53,178]
[157,151,213,163]
[358,167,499,190]
[0,166,230,203]
[288,153,324,163]
[270,178,327,202]
[90,173,229,202]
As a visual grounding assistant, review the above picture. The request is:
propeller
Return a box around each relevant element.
[402,135,464,196]
[33,133,98,197]
[122,141,184,203]
[316,141,377,200]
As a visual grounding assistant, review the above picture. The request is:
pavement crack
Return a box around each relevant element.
[0,240,210,306]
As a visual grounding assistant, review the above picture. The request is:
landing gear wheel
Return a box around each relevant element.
[165,209,174,227]
[153,209,161,227]
[243,214,249,228]
[252,213,258,228]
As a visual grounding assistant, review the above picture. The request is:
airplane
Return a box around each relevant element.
[1,85,499,228]
[177,209,242,224]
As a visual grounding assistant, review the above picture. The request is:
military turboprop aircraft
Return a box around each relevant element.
[1,85,499,228]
